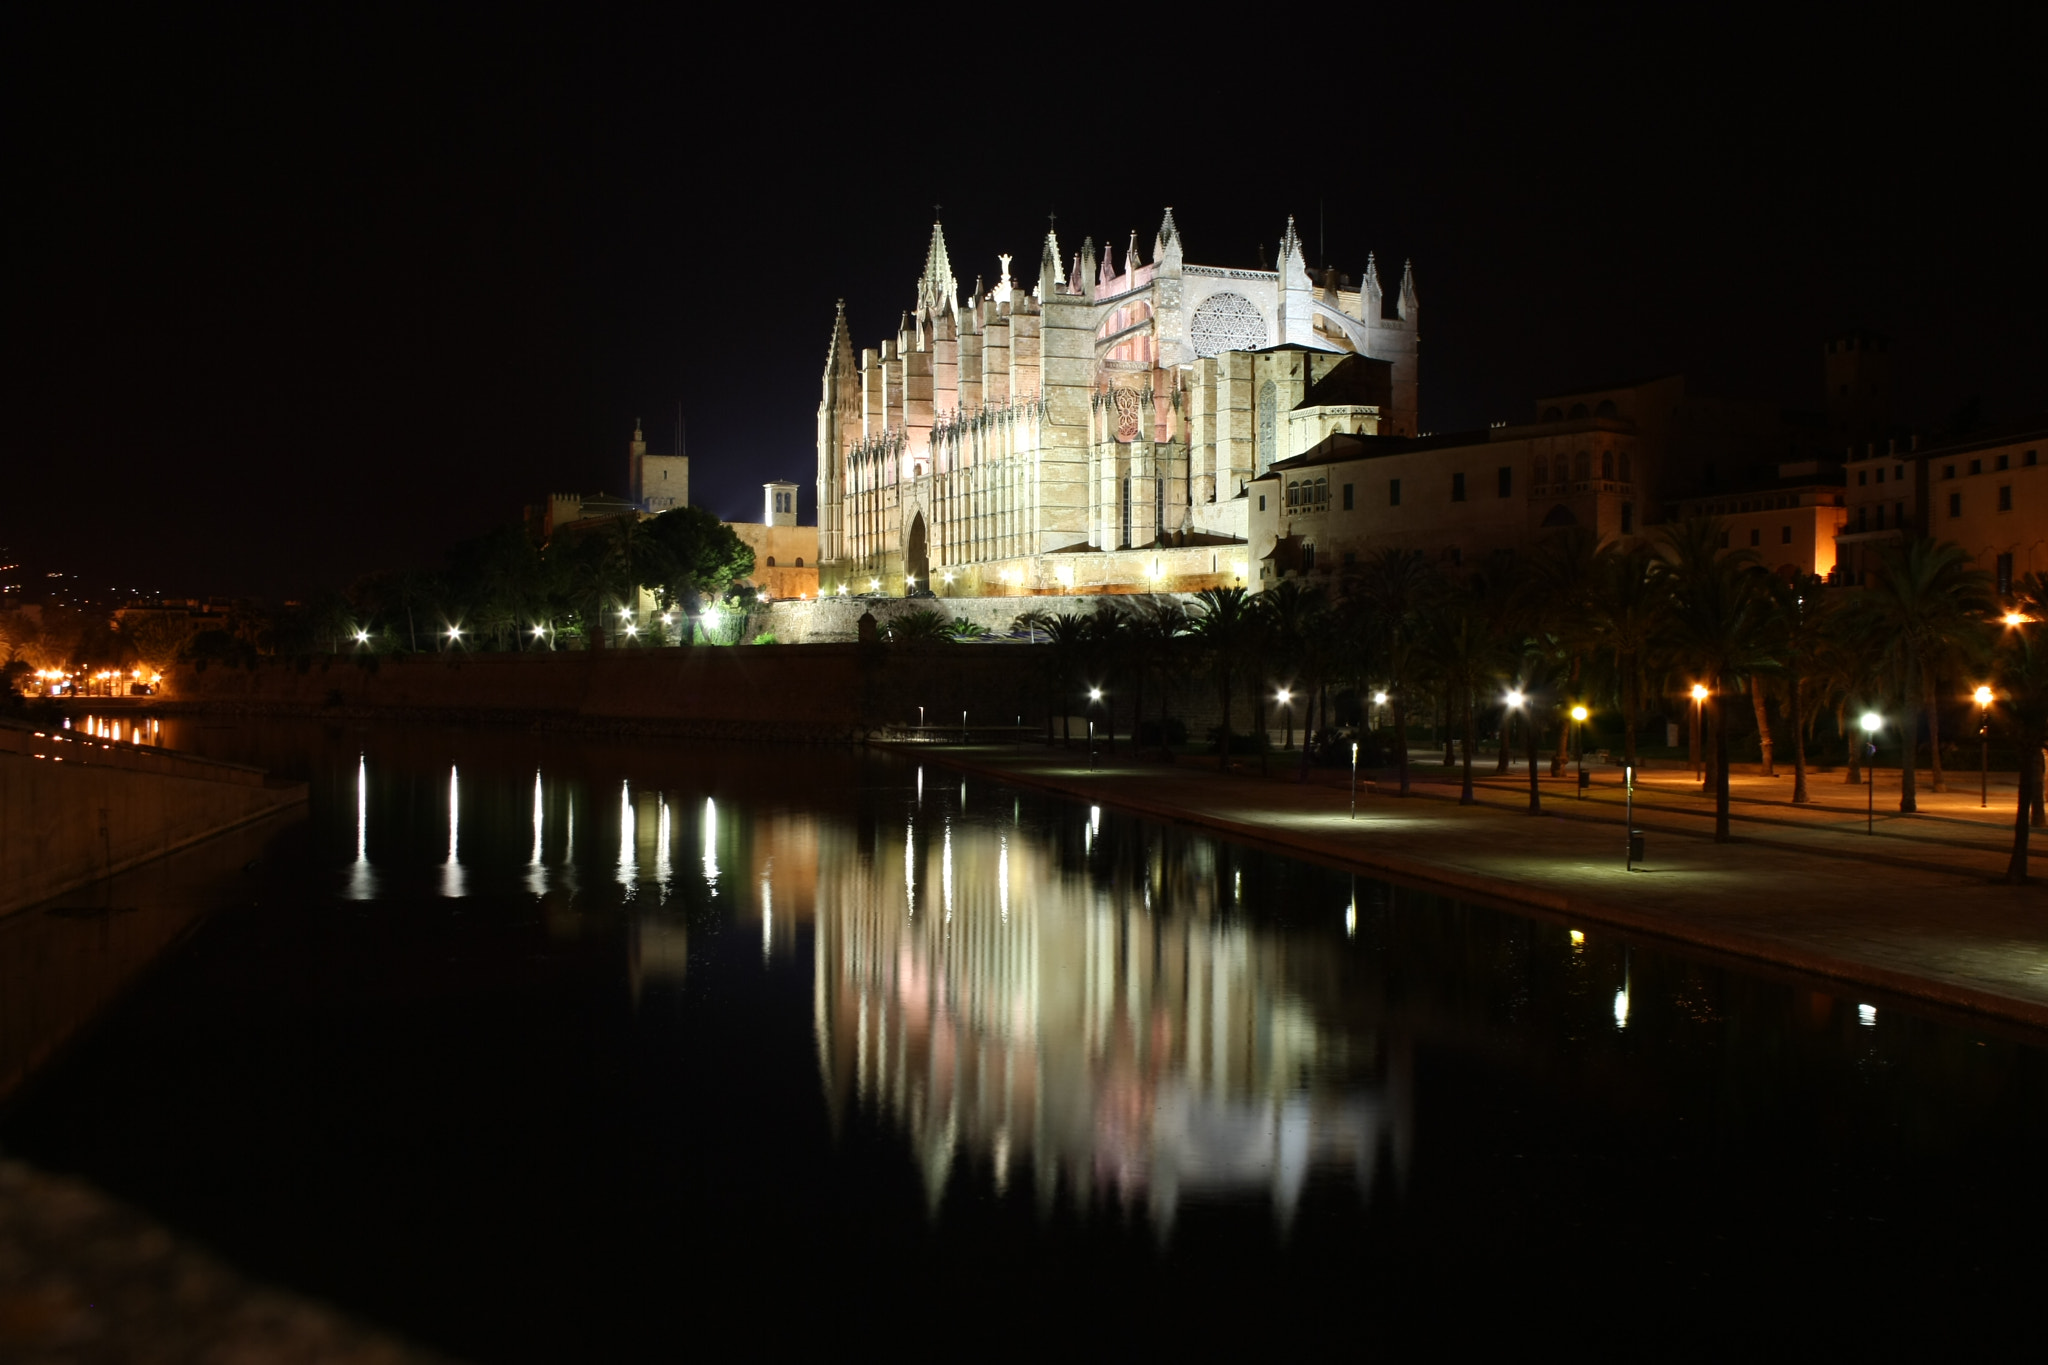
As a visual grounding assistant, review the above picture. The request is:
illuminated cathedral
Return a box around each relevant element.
[815,210,1419,597]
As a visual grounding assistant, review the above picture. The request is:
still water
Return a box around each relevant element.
[6,719,2048,1353]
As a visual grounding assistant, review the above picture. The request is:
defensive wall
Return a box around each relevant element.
[0,722,308,917]
[759,590,1199,644]
[147,640,1239,743]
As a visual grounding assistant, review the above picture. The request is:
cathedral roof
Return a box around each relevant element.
[1294,354,1394,411]
[1259,427,1494,474]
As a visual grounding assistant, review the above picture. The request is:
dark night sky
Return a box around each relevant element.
[7,3,2044,599]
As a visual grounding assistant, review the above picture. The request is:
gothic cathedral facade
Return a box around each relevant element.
[816,210,1419,597]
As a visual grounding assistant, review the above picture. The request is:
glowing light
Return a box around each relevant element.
[1690,684,1709,701]
[755,591,768,603]
[1861,711,1882,734]
[354,629,370,644]
[1088,687,1102,702]
[1569,929,1585,946]
[1975,685,1995,706]
[532,626,545,637]
[2004,611,2029,627]
[838,583,849,596]
[1571,705,1589,722]
[1858,1003,1877,1026]
[1505,690,1525,707]
[620,608,632,619]
[624,624,637,636]
[661,614,673,625]
[905,574,917,587]
[1613,989,1630,1027]
[447,627,461,640]
[1372,691,1388,705]
[870,578,881,592]
[942,571,954,585]
[1277,688,1293,705]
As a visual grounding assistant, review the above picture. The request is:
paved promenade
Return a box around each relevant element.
[902,740,2048,1031]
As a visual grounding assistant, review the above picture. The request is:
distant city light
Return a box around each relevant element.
[532,626,545,637]
[354,630,370,644]
[447,627,461,639]
[2004,611,2029,627]
[1975,685,1995,706]
[1690,683,1709,701]
[1861,711,1882,734]
[1571,705,1589,722]
[1088,687,1102,702]
[1505,690,1525,707]
[1276,688,1292,705]
[1372,691,1388,705]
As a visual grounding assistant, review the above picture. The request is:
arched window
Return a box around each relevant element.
[765,556,776,567]
[1619,454,1632,484]
[1542,504,1579,528]
[1286,481,1300,508]
[1601,450,1615,480]
[1595,399,1618,418]
[1542,407,1564,422]
[794,556,804,567]
[1568,402,1589,419]
[1314,476,1327,506]
[1574,451,1591,481]
[1534,456,1548,486]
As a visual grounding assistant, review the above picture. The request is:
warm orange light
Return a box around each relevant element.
[1975,686,1995,707]
[2004,611,2029,627]
[1690,684,1709,701]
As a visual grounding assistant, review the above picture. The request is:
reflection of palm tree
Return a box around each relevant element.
[1850,538,1993,813]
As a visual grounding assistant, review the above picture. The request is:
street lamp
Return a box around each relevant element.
[354,629,370,647]
[1276,687,1294,750]
[1571,704,1590,797]
[1861,710,1882,834]
[1976,685,1994,808]
[1088,686,1103,767]
[1690,683,1709,781]
[870,577,881,594]
[1350,740,1360,819]
[1506,690,1538,814]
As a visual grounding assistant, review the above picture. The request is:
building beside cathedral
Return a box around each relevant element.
[815,210,1420,597]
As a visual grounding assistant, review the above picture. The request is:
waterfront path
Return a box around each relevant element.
[896,740,2048,1031]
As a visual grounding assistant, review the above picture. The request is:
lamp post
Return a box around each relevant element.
[1507,689,1538,814]
[1976,685,1994,809]
[1862,711,1882,834]
[1690,683,1708,781]
[1571,704,1589,797]
[1277,687,1294,750]
[1372,690,1388,733]
[1350,740,1360,819]
[1088,687,1103,767]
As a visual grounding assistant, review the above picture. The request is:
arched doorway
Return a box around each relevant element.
[905,512,929,593]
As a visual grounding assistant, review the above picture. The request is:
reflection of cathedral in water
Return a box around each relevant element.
[796,791,1411,1232]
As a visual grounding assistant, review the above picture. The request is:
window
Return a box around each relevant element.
[1600,451,1615,480]
[1895,501,1905,526]
[1949,492,1962,517]
[1895,465,1905,480]
[2028,450,2040,467]
[1717,531,1730,548]
[1943,464,1956,480]
[1857,507,1868,532]
[1621,502,1634,534]
[1998,553,2015,596]
[1875,467,1885,484]
[1342,483,1354,511]
[1574,451,1591,481]
[1749,528,1761,547]
[1534,456,1548,486]
[1259,494,1267,511]
[1286,481,1299,508]
[765,556,776,567]
[794,557,804,567]
[1498,466,1513,497]
[1314,476,1328,506]
[1451,472,1466,502]
[1389,478,1402,506]
[1999,485,2013,511]
[1781,525,1793,544]
[1997,454,2011,471]
[1620,453,1632,483]
[1858,470,1868,486]
[1971,459,1983,475]
[1875,505,1885,530]
[1303,543,1317,570]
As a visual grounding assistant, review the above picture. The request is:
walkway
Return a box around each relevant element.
[899,740,2048,1032]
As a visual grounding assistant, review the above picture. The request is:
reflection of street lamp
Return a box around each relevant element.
[1571,704,1590,797]
[1861,711,1882,834]
[1690,683,1709,780]
[1976,685,1995,808]
[1276,687,1294,750]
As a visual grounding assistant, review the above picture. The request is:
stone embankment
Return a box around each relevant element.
[0,721,306,917]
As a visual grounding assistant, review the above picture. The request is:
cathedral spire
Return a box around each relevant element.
[1154,206,1180,261]
[1078,237,1098,303]
[1361,253,1384,319]
[917,216,958,319]
[1037,219,1064,298]
[825,298,852,368]
[1398,258,1419,321]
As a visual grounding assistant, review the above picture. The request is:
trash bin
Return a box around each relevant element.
[1628,830,1646,863]
[1579,769,1591,790]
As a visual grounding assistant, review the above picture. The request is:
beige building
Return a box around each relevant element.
[726,480,820,600]
[1838,426,2048,593]
[817,211,1422,598]
[1668,469,1849,579]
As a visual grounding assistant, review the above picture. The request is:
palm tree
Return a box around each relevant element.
[1192,586,1257,772]
[1423,573,1507,806]
[1357,548,1439,796]
[1037,613,1090,748]
[1661,518,1772,841]
[1849,538,1994,813]
[1127,596,1192,759]
[1998,575,2048,881]
[1258,579,1326,761]
[1586,542,1669,770]
[1759,573,1840,804]
[1530,527,1609,775]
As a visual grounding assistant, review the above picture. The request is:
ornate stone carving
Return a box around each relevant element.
[1189,291,1268,358]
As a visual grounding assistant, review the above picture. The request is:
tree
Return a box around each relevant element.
[1661,518,1772,841]
[1998,574,2048,882]
[1586,541,1668,771]
[1530,527,1608,775]
[639,506,755,618]
[1849,538,1994,813]
[1355,548,1439,796]
[1192,587,1256,772]
[1127,596,1191,759]
[1759,573,1841,804]
[1423,573,1508,806]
